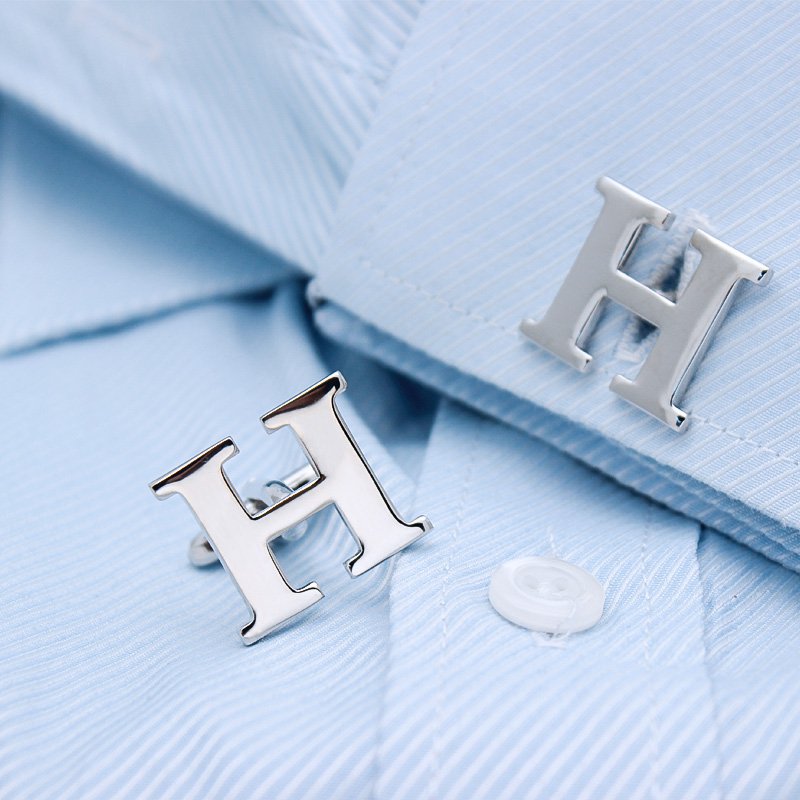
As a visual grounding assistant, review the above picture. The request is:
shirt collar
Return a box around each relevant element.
[0,1,423,353]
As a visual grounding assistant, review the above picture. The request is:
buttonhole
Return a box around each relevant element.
[616,210,713,364]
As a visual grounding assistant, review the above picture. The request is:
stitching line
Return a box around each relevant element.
[640,503,661,799]
[430,419,480,799]
[339,0,799,489]
[694,527,727,799]
[361,3,476,259]
[342,0,791,477]
[532,527,571,649]
[353,259,800,478]
[358,6,443,795]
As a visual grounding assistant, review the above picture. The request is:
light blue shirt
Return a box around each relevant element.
[2,2,800,798]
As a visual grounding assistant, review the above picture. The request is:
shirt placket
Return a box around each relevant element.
[374,400,723,799]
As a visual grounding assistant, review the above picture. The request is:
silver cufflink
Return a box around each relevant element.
[186,467,314,567]
[520,176,771,431]
[151,372,433,645]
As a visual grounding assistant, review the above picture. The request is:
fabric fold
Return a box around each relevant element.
[312,0,800,569]
[0,284,427,799]
[0,0,423,269]
[373,399,800,799]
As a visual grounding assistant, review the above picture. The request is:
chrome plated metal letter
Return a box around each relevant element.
[520,177,771,430]
[151,372,431,644]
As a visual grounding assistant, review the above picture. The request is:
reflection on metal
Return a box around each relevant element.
[151,372,432,644]
[520,177,771,430]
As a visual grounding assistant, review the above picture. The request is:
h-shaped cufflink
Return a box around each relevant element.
[150,372,432,645]
[186,466,314,568]
[520,177,771,431]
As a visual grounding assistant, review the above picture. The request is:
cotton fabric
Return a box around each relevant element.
[2,3,800,798]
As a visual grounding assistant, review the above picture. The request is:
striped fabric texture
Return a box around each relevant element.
[375,400,800,799]
[0,103,295,355]
[2,2,800,798]
[313,0,800,571]
[3,286,800,797]
[1,287,426,799]
[0,0,422,273]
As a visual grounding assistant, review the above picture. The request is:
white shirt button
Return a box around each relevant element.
[489,557,604,633]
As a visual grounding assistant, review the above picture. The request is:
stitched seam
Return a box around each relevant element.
[71,1,163,63]
[640,504,661,799]
[532,527,571,649]
[366,7,434,798]
[352,261,800,479]
[694,527,727,799]
[547,525,558,558]
[251,0,394,84]
[318,302,800,546]
[430,420,480,799]
[361,3,476,257]
[370,553,401,800]
[337,0,799,478]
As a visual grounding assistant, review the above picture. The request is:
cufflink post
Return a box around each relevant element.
[188,463,318,567]
[152,371,432,645]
